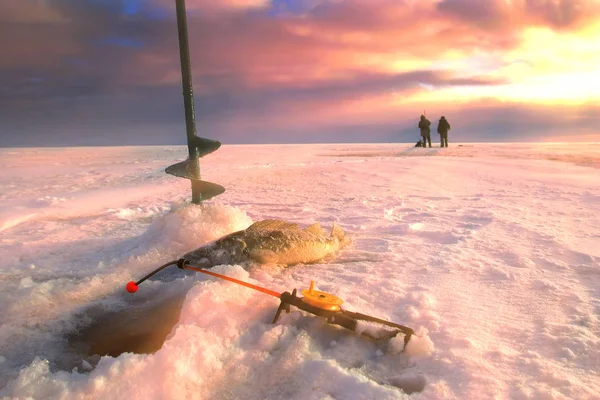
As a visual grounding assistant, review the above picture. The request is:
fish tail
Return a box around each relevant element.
[330,222,345,243]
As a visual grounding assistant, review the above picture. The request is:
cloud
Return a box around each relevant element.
[447,100,600,141]
[0,0,65,23]
[0,0,521,91]
[437,0,600,30]
[151,0,271,13]
[523,0,600,29]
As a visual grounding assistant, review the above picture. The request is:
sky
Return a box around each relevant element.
[1,0,599,146]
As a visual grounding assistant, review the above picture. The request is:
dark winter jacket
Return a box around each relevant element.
[437,117,450,135]
[418,116,431,135]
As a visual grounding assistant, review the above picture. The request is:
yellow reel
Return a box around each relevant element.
[301,281,344,311]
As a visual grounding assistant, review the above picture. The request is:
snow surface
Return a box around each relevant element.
[0,143,599,399]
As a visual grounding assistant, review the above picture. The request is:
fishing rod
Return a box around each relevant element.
[126,259,415,348]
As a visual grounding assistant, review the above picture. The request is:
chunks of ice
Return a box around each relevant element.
[389,327,435,357]
[19,277,35,289]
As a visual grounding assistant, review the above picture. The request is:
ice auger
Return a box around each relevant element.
[166,0,225,204]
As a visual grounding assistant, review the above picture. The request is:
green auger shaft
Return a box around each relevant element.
[169,0,225,204]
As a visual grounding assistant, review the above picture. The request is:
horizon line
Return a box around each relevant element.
[2,141,600,150]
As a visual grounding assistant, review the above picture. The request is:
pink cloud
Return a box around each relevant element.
[437,0,600,30]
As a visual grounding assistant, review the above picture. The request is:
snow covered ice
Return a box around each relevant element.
[0,143,599,399]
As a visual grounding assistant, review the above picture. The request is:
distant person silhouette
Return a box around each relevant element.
[418,115,431,148]
[437,116,450,147]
